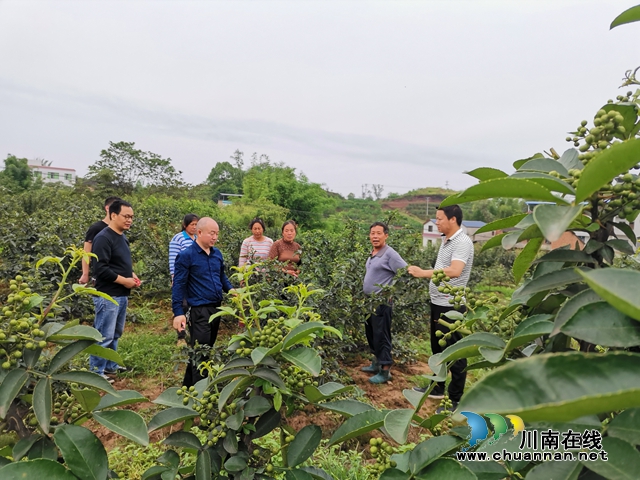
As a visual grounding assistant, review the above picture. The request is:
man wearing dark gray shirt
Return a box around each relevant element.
[362,222,407,384]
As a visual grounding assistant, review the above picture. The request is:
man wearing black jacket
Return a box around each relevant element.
[90,199,140,381]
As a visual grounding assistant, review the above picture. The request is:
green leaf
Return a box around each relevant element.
[0,458,77,479]
[454,351,640,423]
[513,237,543,284]
[163,431,203,450]
[379,469,411,480]
[465,167,508,181]
[415,458,476,479]
[251,344,283,365]
[54,425,108,480]
[253,367,286,389]
[518,157,569,177]
[93,410,149,446]
[196,450,212,479]
[607,239,636,255]
[384,408,414,444]
[211,368,251,385]
[561,302,640,347]
[281,347,322,376]
[575,138,640,202]
[586,436,640,479]
[558,148,583,171]
[408,435,465,474]
[0,368,28,419]
[613,221,637,245]
[83,344,124,365]
[13,434,42,460]
[577,268,640,321]
[526,460,582,480]
[244,396,271,417]
[52,371,117,395]
[218,377,252,412]
[475,213,528,234]
[225,409,243,430]
[519,267,588,297]
[95,390,147,410]
[533,249,596,264]
[148,407,198,432]
[223,455,247,472]
[440,178,567,207]
[304,382,355,403]
[505,314,554,352]
[287,425,322,467]
[328,410,387,446]
[33,377,52,434]
[253,408,281,438]
[513,152,544,170]
[435,333,506,365]
[318,399,375,418]
[71,387,102,413]
[48,325,103,342]
[299,466,335,480]
[533,204,583,243]
[511,171,575,195]
[153,387,187,408]
[27,436,57,461]
[481,232,508,252]
[611,6,640,29]
[459,460,509,480]
[552,289,601,336]
[285,469,314,480]
[608,408,640,445]
[283,322,328,349]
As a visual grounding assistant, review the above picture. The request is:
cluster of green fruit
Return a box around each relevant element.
[432,270,494,311]
[1,276,47,369]
[255,318,288,348]
[176,386,231,444]
[565,97,634,156]
[283,365,320,394]
[52,387,86,423]
[368,437,397,474]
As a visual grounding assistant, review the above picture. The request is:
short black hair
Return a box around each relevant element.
[104,196,121,208]
[438,204,463,226]
[249,217,266,231]
[282,220,297,232]
[181,213,199,231]
[369,222,389,234]
[109,199,133,217]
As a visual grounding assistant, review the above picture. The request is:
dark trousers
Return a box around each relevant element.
[430,302,467,402]
[183,303,221,387]
[365,304,393,366]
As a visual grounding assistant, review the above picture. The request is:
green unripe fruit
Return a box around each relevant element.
[598,141,609,149]
[38,341,47,348]
[12,351,22,358]
[236,348,243,354]
[253,449,260,456]
[266,465,274,473]
[370,446,378,454]
[435,330,443,337]
[1,362,11,369]
[243,348,252,355]
[439,339,447,347]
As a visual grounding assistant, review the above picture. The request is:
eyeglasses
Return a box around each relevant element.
[119,214,134,221]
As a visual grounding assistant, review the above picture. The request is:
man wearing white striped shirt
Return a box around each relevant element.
[408,205,474,411]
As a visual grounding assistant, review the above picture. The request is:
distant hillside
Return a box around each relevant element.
[382,188,459,222]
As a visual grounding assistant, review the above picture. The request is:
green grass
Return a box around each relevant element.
[117,331,184,379]
[474,284,515,297]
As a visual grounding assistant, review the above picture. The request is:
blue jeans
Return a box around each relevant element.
[89,295,128,374]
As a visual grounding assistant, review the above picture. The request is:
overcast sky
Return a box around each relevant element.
[0,0,638,197]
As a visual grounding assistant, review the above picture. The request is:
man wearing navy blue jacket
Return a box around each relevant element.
[172,217,234,386]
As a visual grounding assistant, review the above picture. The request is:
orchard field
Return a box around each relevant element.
[3,7,640,480]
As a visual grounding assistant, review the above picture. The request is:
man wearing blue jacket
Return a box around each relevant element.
[172,217,234,386]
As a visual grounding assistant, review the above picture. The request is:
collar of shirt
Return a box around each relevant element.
[444,228,464,243]
[370,244,389,258]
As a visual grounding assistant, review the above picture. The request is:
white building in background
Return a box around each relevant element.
[422,219,494,247]
[27,160,76,186]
